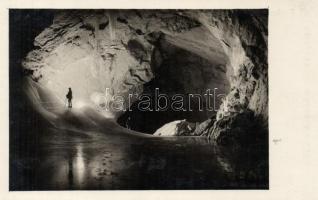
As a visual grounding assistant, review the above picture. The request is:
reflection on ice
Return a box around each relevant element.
[74,144,85,187]
[14,127,267,190]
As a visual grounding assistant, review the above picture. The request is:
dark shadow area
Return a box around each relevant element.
[9,10,55,190]
[211,109,269,187]
[118,35,230,134]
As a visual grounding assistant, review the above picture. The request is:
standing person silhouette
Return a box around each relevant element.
[66,88,73,108]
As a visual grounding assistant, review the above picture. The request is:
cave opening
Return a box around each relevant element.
[11,10,269,190]
[117,27,231,134]
[17,10,238,135]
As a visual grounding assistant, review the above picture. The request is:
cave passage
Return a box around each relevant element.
[10,9,269,191]
[118,29,231,134]
[14,10,232,135]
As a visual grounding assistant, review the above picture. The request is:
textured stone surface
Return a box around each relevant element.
[152,10,268,143]
[22,10,268,144]
[153,119,197,136]
[23,10,229,118]
[184,10,268,147]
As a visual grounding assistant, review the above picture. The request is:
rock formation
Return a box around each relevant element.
[22,10,268,147]
[194,10,268,148]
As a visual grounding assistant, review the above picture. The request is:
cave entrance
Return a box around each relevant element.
[118,26,231,134]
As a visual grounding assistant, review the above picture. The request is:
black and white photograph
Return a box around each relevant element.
[9,9,269,190]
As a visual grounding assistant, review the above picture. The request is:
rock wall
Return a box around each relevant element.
[191,10,268,145]
[150,10,268,140]
[198,10,268,119]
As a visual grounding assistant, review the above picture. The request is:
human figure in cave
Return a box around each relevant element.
[66,88,73,108]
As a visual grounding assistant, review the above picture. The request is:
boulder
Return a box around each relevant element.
[154,119,196,136]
